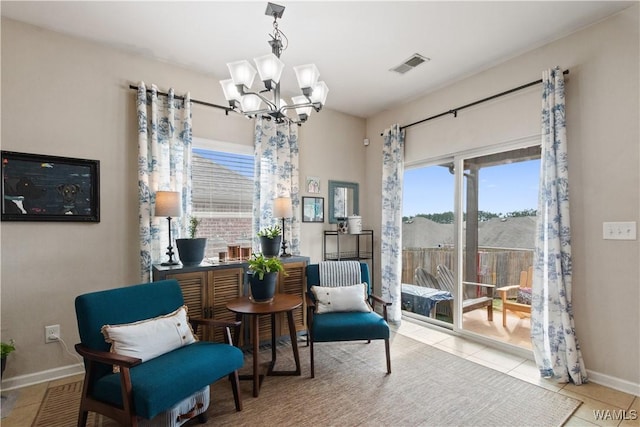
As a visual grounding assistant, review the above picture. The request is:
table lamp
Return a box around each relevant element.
[274,197,293,257]
[155,191,182,265]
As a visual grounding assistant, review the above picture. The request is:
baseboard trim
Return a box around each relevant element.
[587,369,640,397]
[1,363,84,391]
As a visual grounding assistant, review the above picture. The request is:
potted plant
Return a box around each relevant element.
[176,216,207,266]
[257,225,282,258]
[1,339,15,379]
[247,253,286,303]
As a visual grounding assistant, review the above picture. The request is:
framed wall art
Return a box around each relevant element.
[302,196,324,223]
[306,176,320,194]
[1,151,100,222]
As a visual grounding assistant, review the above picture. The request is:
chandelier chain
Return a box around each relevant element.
[271,17,288,57]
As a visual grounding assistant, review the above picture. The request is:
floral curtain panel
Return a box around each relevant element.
[252,118,300,254]
[137,82,192,282]
[381,124,405,322]
[531,67,587,384]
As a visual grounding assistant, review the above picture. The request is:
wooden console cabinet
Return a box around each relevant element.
[152,256,309,345]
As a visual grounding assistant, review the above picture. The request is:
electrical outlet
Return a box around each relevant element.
[45,324,60,343]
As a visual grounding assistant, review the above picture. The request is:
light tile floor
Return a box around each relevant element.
[392,319,639,427]
[1,322,638,427]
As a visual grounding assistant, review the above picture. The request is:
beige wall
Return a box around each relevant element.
[2,3,639,393]
[366,5,639,390]
[0,18,365,383]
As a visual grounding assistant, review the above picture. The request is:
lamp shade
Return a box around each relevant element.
[254,53,285,84]
[273,197,293,218]
[155,191,182,217]
[293,64,320,90]
[227,60,257,89]
[291,96,312,117]
[309,81,329,105]
[220,79,242,102]
[240,94,262,112]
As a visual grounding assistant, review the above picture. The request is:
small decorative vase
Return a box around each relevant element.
[249,271,278,303]
[336,218,349,234]
[176,238,207,266]
[260,236,282,258]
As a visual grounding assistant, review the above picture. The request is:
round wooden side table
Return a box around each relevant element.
[226,293,302,397]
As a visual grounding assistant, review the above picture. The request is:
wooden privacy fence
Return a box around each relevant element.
[402,247,533,291]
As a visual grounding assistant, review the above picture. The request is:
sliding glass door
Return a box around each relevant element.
[458,145,540,349]
[401,141,540,350]
[401,159,455,326]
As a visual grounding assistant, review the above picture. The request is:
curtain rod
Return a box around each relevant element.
[380,69,569,136]
[128,84,231,114]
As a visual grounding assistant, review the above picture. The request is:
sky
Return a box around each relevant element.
[402,159,540,217]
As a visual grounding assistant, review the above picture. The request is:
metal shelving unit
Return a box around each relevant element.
[323,230,374,285]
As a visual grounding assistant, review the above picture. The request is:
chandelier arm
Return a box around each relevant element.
[279,101,321,114]
[240,89,278,111]
[241,107,276,116]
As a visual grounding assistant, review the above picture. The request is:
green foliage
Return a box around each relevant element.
[257,225,281,239]
[404,209,536,224]
[1,339,15,358]
[247,253,286,280]
[188,216,201,239]
[504,209,537,218]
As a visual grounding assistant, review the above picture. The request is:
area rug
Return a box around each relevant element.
[32,381,106,427]
[32,333,581,426]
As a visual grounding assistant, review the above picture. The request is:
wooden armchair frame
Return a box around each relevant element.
[305,292,391,378]
[75,318,242,427]
[436,265,494,321]
[498,267,532,327]
[305,262,392,379]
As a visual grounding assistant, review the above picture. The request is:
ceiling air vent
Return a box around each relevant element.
[390,54,430,74]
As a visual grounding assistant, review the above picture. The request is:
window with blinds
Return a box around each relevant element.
[191,146,254,257]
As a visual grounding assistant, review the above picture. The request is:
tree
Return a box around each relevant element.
[404,209,536,224]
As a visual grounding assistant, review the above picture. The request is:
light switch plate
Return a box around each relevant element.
[602,221,637,240]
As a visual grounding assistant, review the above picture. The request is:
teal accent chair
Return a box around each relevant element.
[74,279,243,427]
[305,262,391,378]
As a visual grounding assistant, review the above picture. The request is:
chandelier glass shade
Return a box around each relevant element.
[219,3,328,124]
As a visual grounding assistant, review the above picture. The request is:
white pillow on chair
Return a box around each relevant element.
[101,305,197,364]
[311,283,371,314]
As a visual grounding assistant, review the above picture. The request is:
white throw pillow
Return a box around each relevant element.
[101,305,197,364]
[311,283,371,314]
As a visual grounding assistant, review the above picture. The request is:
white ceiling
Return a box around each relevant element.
[1,1,634,118]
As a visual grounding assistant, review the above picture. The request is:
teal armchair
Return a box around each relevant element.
[74,279,243,427]
[305,262,391,378]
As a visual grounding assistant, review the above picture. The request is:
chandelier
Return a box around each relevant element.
[219,2,329,124]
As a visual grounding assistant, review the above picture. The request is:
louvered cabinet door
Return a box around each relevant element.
[166,271,209,339]
[208,267,243,344]
[279,261,307,336]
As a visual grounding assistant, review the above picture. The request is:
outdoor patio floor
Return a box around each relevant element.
[462,306,532,349]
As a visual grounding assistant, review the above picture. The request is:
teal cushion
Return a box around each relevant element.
[75,280,184,353]
[75,280,186,382]
[312,311,389,342]
[92,341,243,420]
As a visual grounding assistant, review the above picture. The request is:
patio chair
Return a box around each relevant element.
[414,267,440,288]
[498,266,532,327]
[436,264,494,321]
[411,267,453,317]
